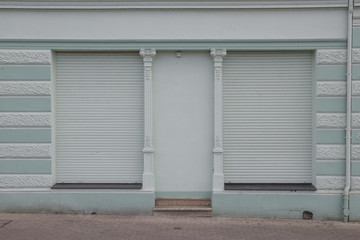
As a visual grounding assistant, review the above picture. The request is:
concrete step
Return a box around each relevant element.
[154,198,212,217]
[155,198,211,207]
[154,206,212,217]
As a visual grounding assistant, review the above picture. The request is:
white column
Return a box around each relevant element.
[211,49,227,191]
[140,49,156,191]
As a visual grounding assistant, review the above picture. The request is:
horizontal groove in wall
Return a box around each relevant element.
[316,129,346,144]
[0,160,51,174]
[0,129,51,143]
[0,65,51,80]
[316,98,346,113]
[0,98,51,112]
[316,160,345,175]
[316,65,346,81]
[353,98,360,112]
[354,28,360,48]
[354,65,360,80]
[352,161,360,176]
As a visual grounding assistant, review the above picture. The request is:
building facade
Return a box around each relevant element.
[0,0,359,221]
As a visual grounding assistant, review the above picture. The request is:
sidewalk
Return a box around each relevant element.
[1,213,360,240]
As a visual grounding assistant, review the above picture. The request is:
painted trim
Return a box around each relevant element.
[0,129,51,143]
[0,65,51,80]
[0,160,51,174]
[316,98,346,113]
[0,1,350,10]
[139,49,156,191]
[317,130,346,144]
[0,39,347,50]
[316,65,347,81]
[0,97,51,112]
[50,51,56,186]
[211,49,226,192]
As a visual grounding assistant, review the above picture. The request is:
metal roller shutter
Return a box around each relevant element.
[223,51,313,183]
[55,52,144,183]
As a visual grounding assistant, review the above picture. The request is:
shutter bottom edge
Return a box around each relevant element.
[51,183,142,190]
[224,183,316,191]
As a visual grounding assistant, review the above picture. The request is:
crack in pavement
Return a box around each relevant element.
[0,220,13,228]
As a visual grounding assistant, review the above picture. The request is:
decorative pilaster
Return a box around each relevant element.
[139,49,156,191]
[210,49,226,191]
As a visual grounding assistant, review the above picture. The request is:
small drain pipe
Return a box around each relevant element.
[343,0,354,223]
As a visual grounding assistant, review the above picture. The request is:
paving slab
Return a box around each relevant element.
[0,213,360,240]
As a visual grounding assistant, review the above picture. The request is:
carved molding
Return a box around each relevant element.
[0,81,50,96]
[317,144,345,160]
[0,144,51,158]
[316,81,346,96]
[0,50,50,65]
[0,175,52,188]
[211,49,226,191]
[139,49,156,191]
[0,113,51,127]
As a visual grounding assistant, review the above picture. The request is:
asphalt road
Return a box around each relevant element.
[1,213,360,240]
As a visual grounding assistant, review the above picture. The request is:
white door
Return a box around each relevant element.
[153,51,213,197]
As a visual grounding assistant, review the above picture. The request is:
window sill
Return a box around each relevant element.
[224,183,316,191]
[51,183,142,190]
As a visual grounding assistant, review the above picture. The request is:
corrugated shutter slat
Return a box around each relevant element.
[55,52,143,183]
[223,51,313,183]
